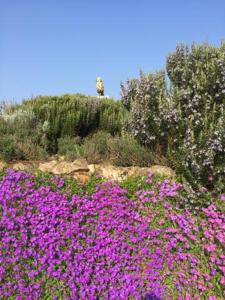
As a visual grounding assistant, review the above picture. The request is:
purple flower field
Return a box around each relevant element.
[0,169,224,299]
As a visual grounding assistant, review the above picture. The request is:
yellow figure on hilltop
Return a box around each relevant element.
[96,77,104,96]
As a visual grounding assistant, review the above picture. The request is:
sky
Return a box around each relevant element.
[0,0,225,102]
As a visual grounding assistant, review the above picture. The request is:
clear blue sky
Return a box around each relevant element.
[0,0,225,102]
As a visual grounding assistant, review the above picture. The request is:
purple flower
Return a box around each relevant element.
[0,169,224,298]
[220,193,225,201]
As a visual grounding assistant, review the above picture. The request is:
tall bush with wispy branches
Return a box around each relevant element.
[121,42,225,191]
[166,43,225,191]
[121,70,168,153]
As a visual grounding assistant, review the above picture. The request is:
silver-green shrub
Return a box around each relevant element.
[121,70,168,151]
[121,42,225,191]
[167,43,225,191]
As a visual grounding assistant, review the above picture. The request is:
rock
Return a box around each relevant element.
[52,159,89,175]
[58,155,65,162]
[94,164,124,180]
[126,166,149,177]
[38,159,89,175]
[0,161,7,171]
[4,158,175,182]
[93,164,149,181]
[48,155,58,161]
[38,160,58,173]
[12,163,28,171]
[89,164,174,181]
[11,162,37,173]
[148,165,175,178]
[88,164,96,175]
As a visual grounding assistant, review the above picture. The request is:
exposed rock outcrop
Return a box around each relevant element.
[148,165,175,178]
[38,159,89,175]
[0,161,7,171]
[1,158,175,183]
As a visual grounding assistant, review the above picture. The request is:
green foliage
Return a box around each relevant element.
[0,94,128,160]
[34,171,103,197]
[57,132,111,164]
[174,174,213,211]
[0,169,5,180]
[82,175,104,196]
[166,42,225,191]
[0,136,15,162]
[121,70,167,152]
[83,131,111,164]
[57,136,83,161]
[108,134,154,167]
[0,134,48,161]
[121,42,225,192]
[120,174,150,198]
[0,108,49,161]
[56,131,154,168]
[14,137,48,160]
[9,93,128,141]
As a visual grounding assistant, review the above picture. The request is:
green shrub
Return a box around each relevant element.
[1,94,128,159]
[121,70,168,153]
[0,108,50,161]
[0,133,48,161]
[17,142,47,161]
[0,169,5,180]
[8,94,128,140]
[0,136,15,162]
[121,42,225,192]
[83,131,111,164]
[120,174,150,198]
[166,43,225,191]
[57,136,84,161]
[108,135,154,167]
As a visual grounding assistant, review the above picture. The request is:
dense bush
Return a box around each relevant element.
[83,131,111,164]
[8,94,128,143]
[57,132,111,164]
[0,94,129,160]
[0,136,15,162]
[0,108,49,160]
[121,42,225,192]
[108,134,153,167]
[56,132,154,166]
[13,137,48,160]
[121,70,168,152]
[166,43,225,192]
[0,135,48,161]
[57,136,84,161]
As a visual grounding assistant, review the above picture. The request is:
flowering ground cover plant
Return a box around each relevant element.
[0,169,224,299]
